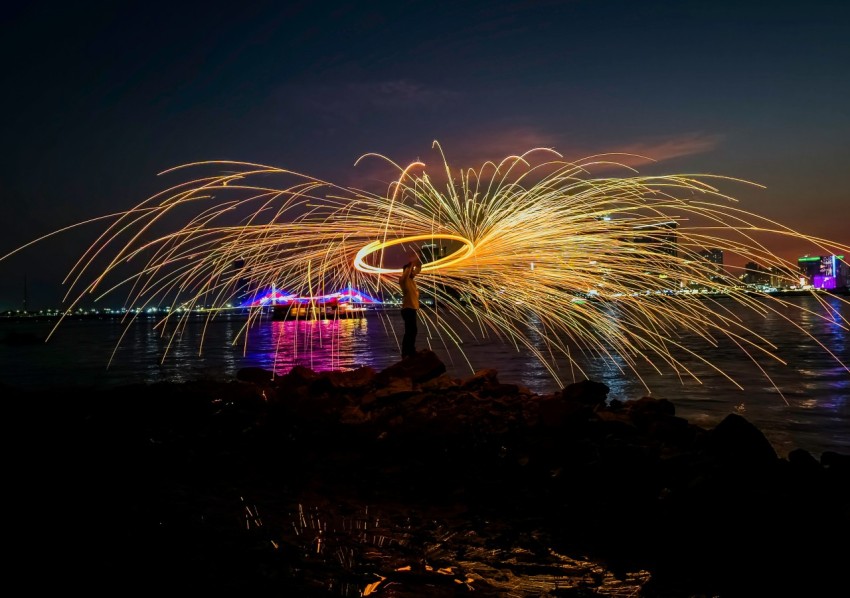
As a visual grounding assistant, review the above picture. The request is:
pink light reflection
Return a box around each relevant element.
[247,317,374,374]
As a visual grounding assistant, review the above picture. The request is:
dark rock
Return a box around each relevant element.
[319,365,378,389]
[537,395,597,429]
[822,450,850,474]
[459,369,519,398]
[235,366,279,385]
[626,395,676,417]
[701,412,778,467]
[9,353,848,597]
[460,368,499,389]
[643,414,695,449]
[788,447,820,471]
[374,349,446,385]
[560,378,609,407]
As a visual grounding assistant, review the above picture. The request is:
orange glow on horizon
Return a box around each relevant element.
[1,140,848,400]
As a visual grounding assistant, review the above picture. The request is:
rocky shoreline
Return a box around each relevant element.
[6,349,848,596]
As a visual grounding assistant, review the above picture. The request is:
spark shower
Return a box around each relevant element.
[4,142,848,398]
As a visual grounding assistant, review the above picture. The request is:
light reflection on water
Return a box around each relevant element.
[250,499,650,596]
[1,295,847,456]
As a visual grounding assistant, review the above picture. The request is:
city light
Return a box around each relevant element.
[2,142,848,397]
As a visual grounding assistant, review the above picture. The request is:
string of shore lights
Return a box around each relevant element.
[4,141,848,399]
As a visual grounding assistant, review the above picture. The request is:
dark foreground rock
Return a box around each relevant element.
[4,350,849,597]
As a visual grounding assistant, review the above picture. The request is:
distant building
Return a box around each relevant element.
[798,255,848,290]
[632,221,678,258]
[768,265,798,289]
[699,248,723,265]
[741,261,771,286]
[630,221,679,287]
[699,248,724,281]
[232,258,253,305]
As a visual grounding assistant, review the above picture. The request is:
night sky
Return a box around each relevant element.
[1,0,848,310]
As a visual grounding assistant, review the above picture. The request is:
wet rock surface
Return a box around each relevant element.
[5,349,849,596]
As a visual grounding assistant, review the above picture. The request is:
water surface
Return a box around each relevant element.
[2,295,847,457]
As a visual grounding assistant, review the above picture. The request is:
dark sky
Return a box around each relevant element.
[1,0,848,310]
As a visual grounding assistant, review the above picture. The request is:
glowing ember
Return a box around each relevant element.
[3,142,848,397]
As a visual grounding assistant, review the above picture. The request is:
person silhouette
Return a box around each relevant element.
[399,251,422,358]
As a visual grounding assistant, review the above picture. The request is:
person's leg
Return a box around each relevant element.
[401,308,416,357]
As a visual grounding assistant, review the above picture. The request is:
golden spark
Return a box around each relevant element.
[5,141,849,400]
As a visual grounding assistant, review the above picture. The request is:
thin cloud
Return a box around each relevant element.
[340,129,725,190]
[430,127,562,168]
[336,127,561,190]
[402,130,724,173]
[595,133,725,167]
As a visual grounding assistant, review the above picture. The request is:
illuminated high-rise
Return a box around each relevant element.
[798,255,848,290]
[632,221,678,257]
[630,221,678,287]
[699,248,724,281]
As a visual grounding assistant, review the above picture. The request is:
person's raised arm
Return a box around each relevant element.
[409,252,422,277]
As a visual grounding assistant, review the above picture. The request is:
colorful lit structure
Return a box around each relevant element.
[798,255,848,290]
[3,143,848,397]
[241,285,381,308]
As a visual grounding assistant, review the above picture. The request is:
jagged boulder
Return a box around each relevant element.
[235,366,280,385]
[373,349,447,385]
[17,350,849,598]
[561,378,610,408]
[701,412,778,467]
[318,365,378,389]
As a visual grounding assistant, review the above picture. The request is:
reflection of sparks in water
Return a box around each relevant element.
[3,141,849,398]
[265,501,651,596]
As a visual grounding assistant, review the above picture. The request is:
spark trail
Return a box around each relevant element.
[5,142,849,398]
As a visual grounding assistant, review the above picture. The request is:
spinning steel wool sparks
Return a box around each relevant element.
[4,142,848,397]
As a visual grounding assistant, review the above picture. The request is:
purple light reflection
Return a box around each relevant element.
[242,316,398,375]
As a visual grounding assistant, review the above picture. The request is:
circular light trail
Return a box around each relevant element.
[353,234,475,274]
[2,141,847,399]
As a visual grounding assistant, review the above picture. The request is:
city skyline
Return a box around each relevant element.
[9,249,846,314]
[1,0,848,310]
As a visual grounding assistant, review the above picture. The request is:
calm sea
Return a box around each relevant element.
[2,294,848,457]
